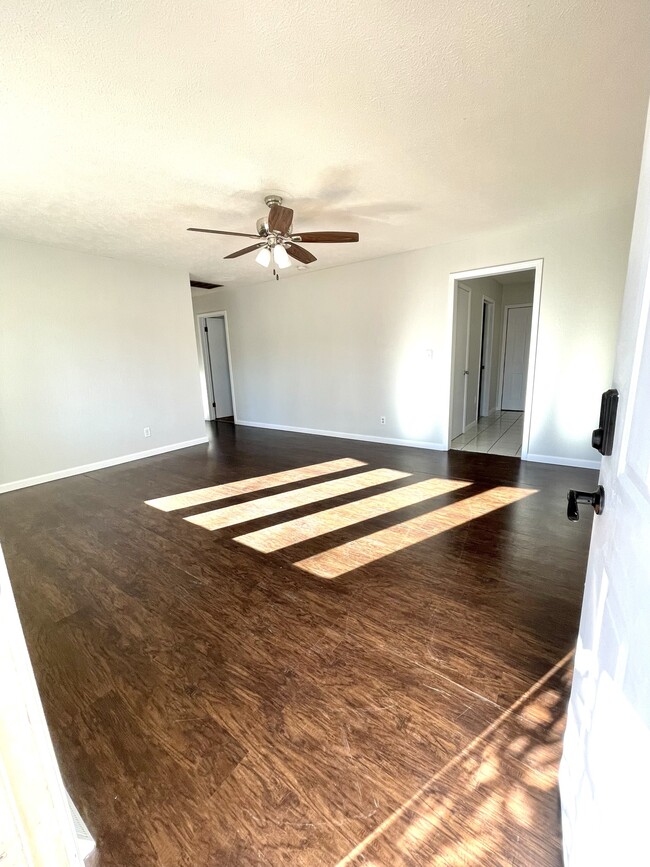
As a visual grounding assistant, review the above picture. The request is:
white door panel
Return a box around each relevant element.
[501,305,532,411]
[206,317,233,419]
[0,545,88,864]
[560,109,650,865]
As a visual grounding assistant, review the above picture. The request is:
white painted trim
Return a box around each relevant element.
[445,258,543,463]
[451,259,542,282]
[196,309,239,423]
[526,453,601,470]
[450,282,472,436]
[236,420,446,451]
[0,437,209,494]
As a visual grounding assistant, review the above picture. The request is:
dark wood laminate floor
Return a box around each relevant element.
[0,423,597,866]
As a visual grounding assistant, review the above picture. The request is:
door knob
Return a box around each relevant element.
[567,486,605,522]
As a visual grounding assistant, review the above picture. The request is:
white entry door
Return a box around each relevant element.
[560,111,650,865]
[0,545,88,864]
[451,285,471,438]
[501,305,532,411]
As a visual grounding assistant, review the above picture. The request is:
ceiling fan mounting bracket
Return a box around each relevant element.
[264,194,283,208]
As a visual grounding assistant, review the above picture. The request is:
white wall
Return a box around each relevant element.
[0,238,206,491]
[193,205,633,467]
[502,282,535,308]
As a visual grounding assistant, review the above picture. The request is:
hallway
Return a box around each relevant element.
[452,411,524,457]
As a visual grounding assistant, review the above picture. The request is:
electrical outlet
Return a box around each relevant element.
[143,427,151,438]
[380,416,386,425]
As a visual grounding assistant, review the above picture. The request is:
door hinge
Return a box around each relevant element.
[204,326,208,333]
[212,402,216,408]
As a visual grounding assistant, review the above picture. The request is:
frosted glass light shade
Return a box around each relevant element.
[255,247,271,267]
[273,245,291,269]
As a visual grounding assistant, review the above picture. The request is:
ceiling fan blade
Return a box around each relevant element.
[224,243,264,259]
[287,243,317,264]
[188,227,261,239]
[268,204,294,235]
[292,231,359,243]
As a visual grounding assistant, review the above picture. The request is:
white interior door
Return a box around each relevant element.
[560,110,650,866]
[451,285,471,438]
[501,305,532,411]
[206,317,234,419]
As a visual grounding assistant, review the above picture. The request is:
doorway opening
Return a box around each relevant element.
[198,312,236,423]
[447,261,542,459]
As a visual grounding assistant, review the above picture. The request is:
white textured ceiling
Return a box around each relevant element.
[1,1,649,287]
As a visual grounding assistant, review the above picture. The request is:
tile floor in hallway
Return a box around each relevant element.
[451,410,523,456]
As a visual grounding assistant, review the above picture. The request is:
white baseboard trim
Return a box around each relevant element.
[236,420,446,452]
[525,452,601,470]
[66,791,95,860]
[0,437,209,495]
[463,420,477,433]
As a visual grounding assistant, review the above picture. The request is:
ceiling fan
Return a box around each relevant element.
[187,195,359,276]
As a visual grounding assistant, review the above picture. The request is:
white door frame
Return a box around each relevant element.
[445,259,543,460]
[450,283,472,438]
[477,296,496,418]
[496,303,534,411]
[196,310,238,423]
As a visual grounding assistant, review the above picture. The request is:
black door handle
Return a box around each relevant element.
[592,389,618,456]
[567,486,605,522]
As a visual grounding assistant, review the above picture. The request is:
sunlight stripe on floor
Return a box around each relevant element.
[235,477,472,553]
[185,468,410,530]
[295,486,537,578]
[145,457,366,511]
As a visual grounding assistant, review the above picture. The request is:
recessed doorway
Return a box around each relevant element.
[448,261,541,458]
[198,312,236,423]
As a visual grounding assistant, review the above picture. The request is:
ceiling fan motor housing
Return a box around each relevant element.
[257,195,293,237]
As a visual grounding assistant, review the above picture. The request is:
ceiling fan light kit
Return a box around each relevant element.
[255,246,271,267]
[272,244,291,269]
[188,195,359,280]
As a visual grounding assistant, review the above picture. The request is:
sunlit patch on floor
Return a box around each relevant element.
[185,468,410,530]
[145,457,366,511]
[296,486,537,579]
[337,653,573,866]
[234,478,472,553]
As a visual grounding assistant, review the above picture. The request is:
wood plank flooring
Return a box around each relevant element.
[0,423,597,865]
